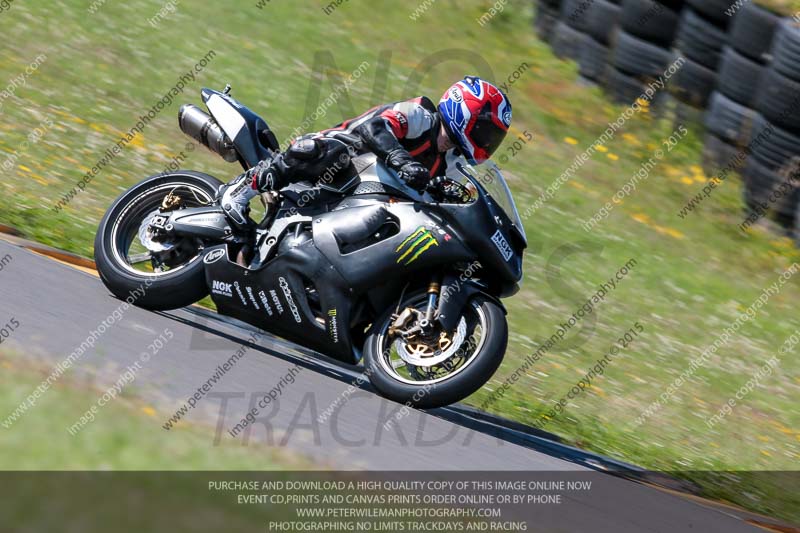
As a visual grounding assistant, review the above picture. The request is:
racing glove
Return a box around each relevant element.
[396,161,430,191]
[386,148,430,191]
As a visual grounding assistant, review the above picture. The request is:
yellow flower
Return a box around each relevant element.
[564,137,578,145]
[607,153,619,161]
[680,177,693,185]
[128,133,146,150]
[141,406,157,417]
[597,145,608,153]
[657,227,685,239]
[30,174,49,186]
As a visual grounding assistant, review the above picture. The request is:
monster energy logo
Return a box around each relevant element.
[395,226,438,265]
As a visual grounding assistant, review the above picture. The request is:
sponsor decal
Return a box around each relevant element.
[257,290,274,316]
[502,110,512,127]
[424,221,448,235]
[328,309,339,343]
[245,286,260,310]
[394,111,408,128]
[183,216,222,224]
[211,280,232,297]
[279,277,302,324]
[490,229,513,261]
[449,86,463,103]
[395,226,438,265]
[203,249,225,264]
[269,290,284,315]
[233,281,248,306]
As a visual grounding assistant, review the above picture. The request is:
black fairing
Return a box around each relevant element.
[204,199,475,364]
[438,197,524,297]
[204,240,355,362]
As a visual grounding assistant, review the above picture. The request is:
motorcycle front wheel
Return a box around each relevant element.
[363,291,507,408]
[94,171,222,310]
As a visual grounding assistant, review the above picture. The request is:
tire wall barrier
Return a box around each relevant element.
[532,0,800,232]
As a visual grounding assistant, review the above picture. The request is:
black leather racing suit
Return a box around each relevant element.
[265,96,451,190]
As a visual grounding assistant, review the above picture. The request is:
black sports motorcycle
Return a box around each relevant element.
[95,85,527,408]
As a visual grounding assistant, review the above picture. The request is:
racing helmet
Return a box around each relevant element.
[438,76,512,164]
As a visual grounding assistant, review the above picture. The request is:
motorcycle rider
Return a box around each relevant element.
[219,75,513,227]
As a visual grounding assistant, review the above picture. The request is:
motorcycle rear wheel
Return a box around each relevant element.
[94,171,222,310]
[363,291,507,408]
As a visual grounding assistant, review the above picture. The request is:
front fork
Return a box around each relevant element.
[388,276,442,339]
[419,276,441,332]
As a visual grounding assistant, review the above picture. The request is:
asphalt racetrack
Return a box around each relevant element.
[0,238,787,532]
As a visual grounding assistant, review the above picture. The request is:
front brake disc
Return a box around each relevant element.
[394,317,467,368]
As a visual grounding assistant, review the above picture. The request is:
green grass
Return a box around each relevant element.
[0,359,312,531]
[756,0,800,16]
[1,0,799,522]
[0,351,310,470]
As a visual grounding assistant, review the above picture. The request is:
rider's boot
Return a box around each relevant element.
[218,158,283,229]
[219,172,259,228]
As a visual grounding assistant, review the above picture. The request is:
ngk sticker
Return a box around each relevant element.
[491,230,513,261]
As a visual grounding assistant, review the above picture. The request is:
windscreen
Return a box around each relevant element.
[452,161,527,243]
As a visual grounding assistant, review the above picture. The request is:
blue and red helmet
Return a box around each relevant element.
[438,76,512,164]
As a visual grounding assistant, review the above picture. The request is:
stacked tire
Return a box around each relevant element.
[702,2,779,176]
[577,0,621,84]
[605,0,682,105]
[669,0,733,110]
[747,19,800,228]
[534,0,563,43]
[552,0,592,60]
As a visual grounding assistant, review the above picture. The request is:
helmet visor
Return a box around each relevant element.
[470,103,507,161]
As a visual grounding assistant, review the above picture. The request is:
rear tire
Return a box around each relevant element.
[364,293,507,409]
[94,171,223,310]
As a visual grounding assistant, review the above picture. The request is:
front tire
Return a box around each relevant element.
[94,171,222,310]
[363,293,507,409]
